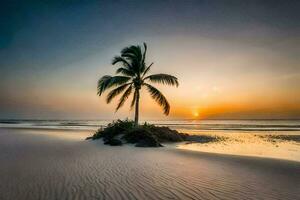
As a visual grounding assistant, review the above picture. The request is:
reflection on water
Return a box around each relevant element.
[1,119,300,131]
[177,129,300,162]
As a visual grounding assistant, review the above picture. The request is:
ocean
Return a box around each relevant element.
[1,119,300,133]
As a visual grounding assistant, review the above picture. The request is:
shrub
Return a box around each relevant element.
[147,126,188,142]
[87,119,187,147]
[91,119,135,141]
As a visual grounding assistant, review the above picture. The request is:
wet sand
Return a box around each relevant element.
[177,130,300,162]
[0,128,299,200]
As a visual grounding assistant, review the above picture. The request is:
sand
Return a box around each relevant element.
[177,130,300,162]
[0,128,299,200]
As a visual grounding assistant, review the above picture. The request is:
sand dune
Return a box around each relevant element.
[0,128,299,200]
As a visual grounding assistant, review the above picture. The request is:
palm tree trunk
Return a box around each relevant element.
[134,90,140,126]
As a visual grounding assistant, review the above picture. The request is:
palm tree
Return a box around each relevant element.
[97,43,179,126]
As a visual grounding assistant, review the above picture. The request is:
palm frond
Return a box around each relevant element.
[120,52,136,62]
[112,56,132,69]
[142,43,147,64]
[144,83,170,115]
[121,45,143,74]
[109,76,131,85]
[116,67,135,76]
[144,74,179,87]
[121,45,142,61]
[142,62,153,78]
[97,75,131,96]
[106,83,131,103]
[116,85,132,111]
[140,43,147,72]
[97,75,112,96]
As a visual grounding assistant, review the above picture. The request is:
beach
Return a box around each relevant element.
[2,0,300,199]
[0,128,299,200]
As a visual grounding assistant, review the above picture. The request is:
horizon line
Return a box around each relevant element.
[1,118,300,121]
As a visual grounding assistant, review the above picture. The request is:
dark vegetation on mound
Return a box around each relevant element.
[86,119,189,147]
[86,120,221,147]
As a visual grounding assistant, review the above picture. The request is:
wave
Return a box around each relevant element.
[1,119,300,132]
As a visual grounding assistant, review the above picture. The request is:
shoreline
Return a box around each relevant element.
[1,127,300,162]
[175,144,300,163]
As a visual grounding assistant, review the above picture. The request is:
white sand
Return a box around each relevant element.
[0,128,299,200]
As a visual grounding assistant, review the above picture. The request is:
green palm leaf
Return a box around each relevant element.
[142,62,153,78]
[144,74,179,87]
[121,45,143,74]
[144,83,170,115]
[106,83,131,103]
[140,43,147,72]
[116,86,132,111]
[97,75,112,96]
[116,67,135,76]
[112,56,132,69]
[97,75,131,96]
[121,45,142,61]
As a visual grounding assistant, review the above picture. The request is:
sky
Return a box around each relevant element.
[0,0,300,120]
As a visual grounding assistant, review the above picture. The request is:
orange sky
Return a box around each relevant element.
[1,1,299,119]
[1,36,300,119]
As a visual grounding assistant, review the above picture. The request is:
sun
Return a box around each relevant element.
[193,112,199,117]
